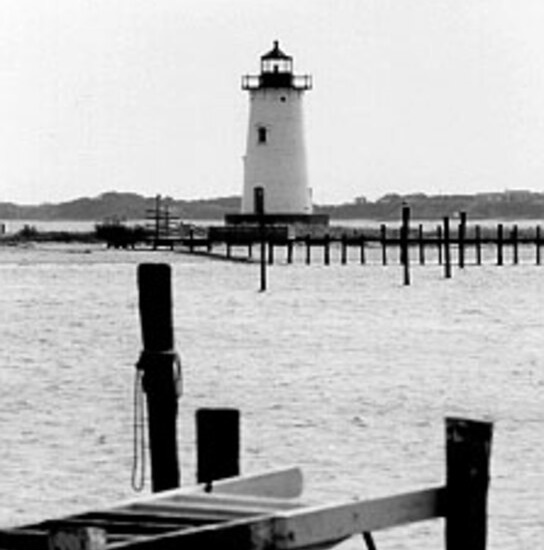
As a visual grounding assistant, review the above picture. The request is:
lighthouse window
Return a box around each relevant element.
[257,126,268,144]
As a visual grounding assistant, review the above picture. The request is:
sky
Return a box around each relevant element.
[2,0,544,205]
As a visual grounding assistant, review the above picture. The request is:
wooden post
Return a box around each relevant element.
[512,225,518,265]
[360,235,366,265]
[341,234,348,265]
[324,234,330,265]
[444,216,452,279]
[268,241,274,265]
[255,187,266,291]
[437,225,443,265]
[475,225,482,266]
[458,212,466,269]
[226,240,232,259]
[497,224,503,266]
[380,224,387,265]
[537,225,541,266]
[248,242,253,260]
[401,205,410,285]
[188,227,195,253]
[153,194,161,250]
[137,263,180,492]
[287,240,293,264]
[418,224,425,265]
[306,234,311,265]
[445,417,493,550]
[196,408,240,491]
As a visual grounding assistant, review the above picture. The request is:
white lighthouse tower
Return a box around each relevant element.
[228,42,327,225]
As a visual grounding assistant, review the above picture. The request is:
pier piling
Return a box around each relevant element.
[512,225,519,265]
[341,234,348,265]
[380,224,387,265]
[324,234,330,265]
[255,187,267,291]
[437,225,443,265]
[445,417,493,550]
[137,263,180,492]
[418,224,425,265]
[360,235,366,264]
[400,205,411,285]
[444,217,452,279]
[458,212,466,269]
[497,224,504,266]
[475,225,482,266]
[537,226,541,266]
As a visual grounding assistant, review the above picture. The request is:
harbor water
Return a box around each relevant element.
[0,240,542,550]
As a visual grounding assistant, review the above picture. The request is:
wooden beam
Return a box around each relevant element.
[271,486,444,549]
[107,487,444,550]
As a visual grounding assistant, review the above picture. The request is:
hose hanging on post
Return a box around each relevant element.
[131,351,183,492]
[131,368,146,492]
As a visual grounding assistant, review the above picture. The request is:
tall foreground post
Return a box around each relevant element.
[137,263,180,492]
[446,417,493,550]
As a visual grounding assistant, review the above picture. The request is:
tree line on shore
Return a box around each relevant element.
[2,190,544,221]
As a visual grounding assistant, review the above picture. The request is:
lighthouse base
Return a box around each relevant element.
[225,213,329,226]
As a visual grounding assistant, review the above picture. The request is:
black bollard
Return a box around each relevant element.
[196,408,240,491]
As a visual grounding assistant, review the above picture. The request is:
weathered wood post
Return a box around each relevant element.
[324,234,330,266]
[226,239,232,259]
[287,239,294,264]
[400,205,410,286]
[196,408,240,491]
[247,242,253,260]
[268,241,275,265]
[188,227,195,253]
[437,225,443,265]
[380,224,387,265]
[359,235,366,265]
[445,417,493,550]
[497,223,503,266]
[341,234,348,265]
[418,224,425,265]
[137,263,180,492]
[475,225,482,266]
[536,225,541,266]
[255,187,266,291]
[444,216,452,279]
[512,225,518,265]
[458,211,467,269]
[153,194,161,250]
[306,234,311,265]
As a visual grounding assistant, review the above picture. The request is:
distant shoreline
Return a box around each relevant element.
[2,190,544,223]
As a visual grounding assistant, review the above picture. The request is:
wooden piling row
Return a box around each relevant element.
[178,216,544,283]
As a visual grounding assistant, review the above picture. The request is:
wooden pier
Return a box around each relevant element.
[98,216,544,269]
[0,417,493,550]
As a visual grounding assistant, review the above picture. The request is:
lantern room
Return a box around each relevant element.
[242,41,312,91]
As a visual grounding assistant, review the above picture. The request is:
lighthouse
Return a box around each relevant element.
[227,41,328,226]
